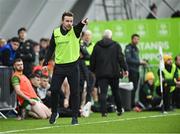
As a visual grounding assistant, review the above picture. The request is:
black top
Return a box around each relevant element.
[124,44,140,73]
[90,38,127,78]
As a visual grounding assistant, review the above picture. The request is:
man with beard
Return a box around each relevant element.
[11,58,51,119]
[43,11,88,125]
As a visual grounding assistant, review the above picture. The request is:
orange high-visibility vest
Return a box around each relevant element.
[13,72,38,105]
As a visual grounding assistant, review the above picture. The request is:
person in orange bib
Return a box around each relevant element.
[11,58,51,119]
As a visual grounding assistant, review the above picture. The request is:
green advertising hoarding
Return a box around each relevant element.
[88,18,180,67]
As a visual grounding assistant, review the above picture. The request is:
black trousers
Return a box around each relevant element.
[129,70,139,108]
[173,87,180,108]
[163,86,172,111]
[86,71,96,102]
[98,78,122,114]
[50,62,80,118]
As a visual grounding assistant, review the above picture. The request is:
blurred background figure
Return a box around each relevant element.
[0,38,6,48]
[16,27,35,77]
[0,37,20,66]
[81,30,96,103]
[39,38,49,59]
[33,42,40,66]
[125,34,147,109]
[17,27,27,44]
[156,54,178,111]
[137,72,161,111]
[90,29,128,117]
[174,55,180,108]
[146,3,158,19]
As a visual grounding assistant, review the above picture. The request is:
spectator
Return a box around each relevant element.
[174,55,180,108]
[33,42,40,66]
[79,36,91,107]
[81,30,96,103]
[90,29,128,117]
[39,38,49,59]
[171,10,180,18]
[16,39,35,77]
[37,74,50,105]
[156,54,178,111]
[146,3,157,19]
[124,34,147,108]
[0,38,6,48]
[17,27,27,44]
[138,72,161,111]
[11,58,51,119]
[29,73,41,94]
[0,37,20,66]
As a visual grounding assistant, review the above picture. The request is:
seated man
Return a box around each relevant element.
[12,58,51,119]
[138,72,161,111]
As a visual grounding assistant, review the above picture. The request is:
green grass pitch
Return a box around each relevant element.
[0,109,180,133]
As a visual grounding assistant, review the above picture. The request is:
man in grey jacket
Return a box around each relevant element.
[124,34,147,108]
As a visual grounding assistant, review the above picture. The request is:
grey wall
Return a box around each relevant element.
[0,0,179,42]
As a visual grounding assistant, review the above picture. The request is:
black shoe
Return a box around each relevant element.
[49,113,59,124]
[101,113,107,117]
[71,117,79,125]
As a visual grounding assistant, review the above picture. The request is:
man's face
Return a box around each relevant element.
[83,32,92,43]
[14,61,23,72]
[18,30,27,40]
[40,40,48,49]
[148,79,154,85]
[132,36,140,45]
[40,77,49,88]
[11,41,20,51]
[166,59,172,65]
[62,16,73,30]
[33,45,40,53]
[31,77,41,88]
[176,56,180,66]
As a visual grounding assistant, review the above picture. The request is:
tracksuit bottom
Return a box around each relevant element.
[129,70,139,108]
[50,62,80,118]
[98,77,122,115]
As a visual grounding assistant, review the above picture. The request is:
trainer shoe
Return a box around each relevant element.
[49,113,59,124]
[101,113,107,117]
[71,117,79,125]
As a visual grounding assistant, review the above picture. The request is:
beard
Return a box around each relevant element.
[15,67,23,72]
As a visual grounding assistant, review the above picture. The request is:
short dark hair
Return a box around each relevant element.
[13,58,23,65]
[150,3,157,11]
[11,37,20,43]
[41,74,49,79]
[29,73,40,79]
[131,34,140,40]
[40,38,49,43]
[62,11,73,21]
[17,27,27,35]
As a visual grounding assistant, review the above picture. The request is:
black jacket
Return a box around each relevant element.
[90,38,127,79]
[16,40,35,77]
[124,44,140,73]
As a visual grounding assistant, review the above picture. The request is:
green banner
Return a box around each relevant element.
[88,18,180,66]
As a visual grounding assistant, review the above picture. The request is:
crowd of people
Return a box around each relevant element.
[0,11,180,125]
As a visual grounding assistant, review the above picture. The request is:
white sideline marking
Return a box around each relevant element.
[0,113,180,134]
